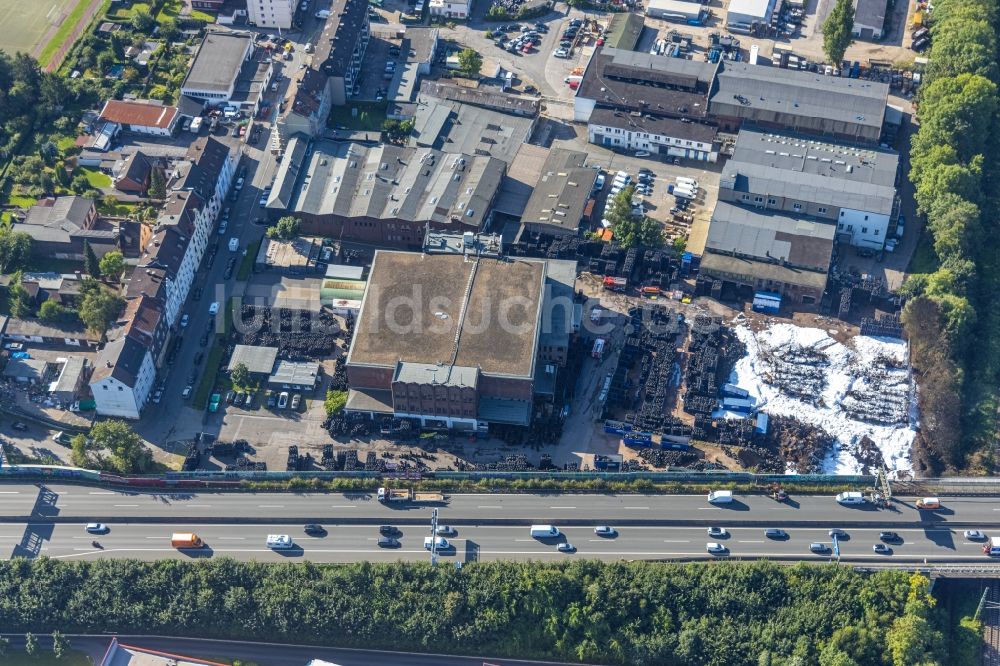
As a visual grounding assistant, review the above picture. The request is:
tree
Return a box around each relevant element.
[24,632,37,656]
[52,630,69,659]
[88,420,151,474]
[148,167,166,199]
[83,240,100,277]
[456,48,483,78]
[8,281,32,319]
[159,18,180,41]
[39,300,74,324]
[231,362,250,391]
[0,228,32,272]
[671,236,687,257]
[79,287,125,336]
[70,434,90,468]
[324,389,348,416]
[99,250,125,281]
[821,0,855,65]
[266,216,301,241]
[382,119,414,145]
[132,9,155,32]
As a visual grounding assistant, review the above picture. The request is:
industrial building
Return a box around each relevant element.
[410,95,535,165]
[266,141,505,247]
[518,149,596,237]
[709,62,889,144]
[574,47,719,123]
[718,128,899,249]
[345,251,577,430]
[587,108,719,161]
[725,0,777,30]
[645,0,709,24]
[852,0,888,39]
[180,32,256,103]
[700,201,836,304]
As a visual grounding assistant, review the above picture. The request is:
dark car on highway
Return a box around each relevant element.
[765,529,789,539]
[378,536,400,548]
[879,531,902,543]
[304,524,327,536]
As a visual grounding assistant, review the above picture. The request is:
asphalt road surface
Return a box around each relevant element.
[1,485,998,527]
[2,522,990,563]
[1,485,998,563]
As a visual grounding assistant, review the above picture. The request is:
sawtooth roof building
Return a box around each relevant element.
[267,140,505,247]
[345,250,576,429]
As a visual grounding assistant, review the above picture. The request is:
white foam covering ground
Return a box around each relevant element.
[729,321,915,475]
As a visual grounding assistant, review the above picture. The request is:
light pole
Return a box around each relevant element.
[430,507,439,566]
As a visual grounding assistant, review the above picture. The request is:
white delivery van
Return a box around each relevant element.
[707,490,733,504]
[835,491,866,505]
[987,537,1000,556]
[530,525,560,538]
[675,176,699,188]
[424,536,449,550]
[228,237,239,252]
[266,534,293,549]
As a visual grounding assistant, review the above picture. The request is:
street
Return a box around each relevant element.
[1,485,1000,564]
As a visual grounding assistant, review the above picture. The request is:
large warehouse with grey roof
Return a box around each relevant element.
[267,141,505,247]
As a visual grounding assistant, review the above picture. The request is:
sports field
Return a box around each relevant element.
[0,0,79,56]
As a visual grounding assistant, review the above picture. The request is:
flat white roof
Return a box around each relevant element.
[727,0,774,20]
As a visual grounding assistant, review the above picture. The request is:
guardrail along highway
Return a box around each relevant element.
[1,484,998,564]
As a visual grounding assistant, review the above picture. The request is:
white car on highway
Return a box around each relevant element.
[706,542,727,554]
[86,523,109,534]
[707,526,728,538]
[266,534,293,550]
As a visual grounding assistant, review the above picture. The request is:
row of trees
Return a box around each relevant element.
[0,559,948,665]
[605,185,665,248]
[901,0,1000,472]
[70,419,151,474]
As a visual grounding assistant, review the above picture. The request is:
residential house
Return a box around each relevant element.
[314,0,370,105]
[98,99,179,136]
[18,196,118,260]
[852,0,887,39]
[113,151,156,195]
[247,0,295,28]
[428,0,470,19]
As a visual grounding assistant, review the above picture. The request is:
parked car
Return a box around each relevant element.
[635,151,651,157]
[208,302,219,315]
[554,48,569,58]
[180,314,189,328]
[182,386,193,399]
[11,422,28,431]
[278,391,290,409]
[291,393,301,410]
[267,392,276,408]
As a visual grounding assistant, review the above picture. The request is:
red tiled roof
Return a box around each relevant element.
[99,99,178,129]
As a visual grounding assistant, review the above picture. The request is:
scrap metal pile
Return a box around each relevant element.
[860,313,904,339]
[506,232,689,286]
[637,447,700,467]
[234,305,337,358]
[755,415,837,473]
[840,353,910,425]
[323,412,373,439]
[683,314,747,419]
[758,336,831,404]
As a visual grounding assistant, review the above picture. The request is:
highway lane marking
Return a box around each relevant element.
[0,491,20,494]
[257,505,285,508]
[663,540,692,543]
[329,505,357,508]
[114,504,139,507]
[184,504,213,508]
[217,537,246,540]
[145,537,170,540]
[739,540,765,543]
[624,507,649,510]
[549,506,577,509]
[697,507,721,510]
[477,506,503,509]
[89,492,117,495]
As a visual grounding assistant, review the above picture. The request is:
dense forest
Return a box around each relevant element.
[902,0,1000,472]
[0,559,958,665]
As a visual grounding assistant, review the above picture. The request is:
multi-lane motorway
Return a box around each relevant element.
[1,484,997,563]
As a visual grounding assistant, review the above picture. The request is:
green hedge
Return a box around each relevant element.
[0,559,945,666]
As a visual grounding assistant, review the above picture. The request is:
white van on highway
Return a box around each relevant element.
[835,491,866,505]
[266,534,293,549]
[530,525,560,538]
[707,490,733,504]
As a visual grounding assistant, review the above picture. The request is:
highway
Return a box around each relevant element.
[1,522,991,563]
[1,484,999,527]
[1,484,998,563]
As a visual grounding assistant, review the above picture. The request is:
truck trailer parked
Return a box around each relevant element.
[377,487,447,504]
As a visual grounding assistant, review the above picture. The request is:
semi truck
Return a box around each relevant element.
[171,533,203,548]
[376,487,447,504]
